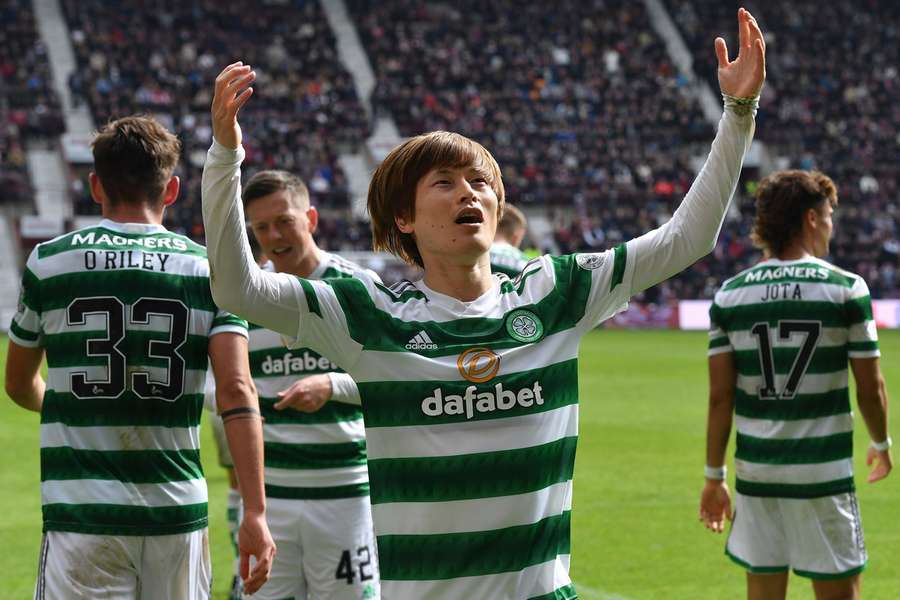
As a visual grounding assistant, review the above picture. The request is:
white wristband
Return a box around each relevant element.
[871,437,892,452]
[704,465,727,480]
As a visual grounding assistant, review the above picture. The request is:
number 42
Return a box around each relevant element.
[335,545,374,584]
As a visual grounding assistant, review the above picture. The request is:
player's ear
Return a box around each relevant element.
[805,206,822,232]
[395,214,414,234]
[88,172,107,205]
[306,206,318,234]
[162,176,180,207]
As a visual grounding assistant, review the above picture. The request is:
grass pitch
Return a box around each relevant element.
[2,330,898,599]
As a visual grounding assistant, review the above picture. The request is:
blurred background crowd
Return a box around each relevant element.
[2,0,897,298]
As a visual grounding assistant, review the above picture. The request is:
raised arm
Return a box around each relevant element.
[629,8,765,294]
[202,63,302,337]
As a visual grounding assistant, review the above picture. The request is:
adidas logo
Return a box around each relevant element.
[406,331,437,351]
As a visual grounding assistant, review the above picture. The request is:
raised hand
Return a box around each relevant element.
[212,62,256,149]
[274,374,333,413]
[716,7,766,98]
[699,479,733,534]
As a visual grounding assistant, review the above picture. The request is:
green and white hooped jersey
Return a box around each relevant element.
[9,220,248,536]
[490,241,530,277]
[250,252,374,500]
[288,247,634,600]
[708,258,879,499]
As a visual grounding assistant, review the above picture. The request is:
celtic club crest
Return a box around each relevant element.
[505,309,544,343]
[576,253,606,270]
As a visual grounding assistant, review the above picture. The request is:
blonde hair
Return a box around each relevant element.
[243,170,310,210]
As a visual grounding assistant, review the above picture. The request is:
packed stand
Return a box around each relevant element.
[63,0,369,240]
[0,0,66,206]
[666,0,900,297]
[349,0,745,299]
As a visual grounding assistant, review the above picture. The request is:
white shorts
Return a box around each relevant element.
[35,529,211,599]
[726,492,867,579]
[246,496,380,600]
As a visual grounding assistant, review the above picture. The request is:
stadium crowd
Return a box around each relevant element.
[62,0,368,239]
[666,0,900,297]
[0,0,65,205]
[349,0,741,300]
[5,0,895,298]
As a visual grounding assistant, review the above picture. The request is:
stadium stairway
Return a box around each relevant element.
[27,0,91,232]
[643,0,773,174]
[0,215,22,333]
[32,0,94,136]
[25,148,71,222]
[320,0,402,215]
[643,0,722,122]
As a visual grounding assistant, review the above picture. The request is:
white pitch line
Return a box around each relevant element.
[574,581,637,600]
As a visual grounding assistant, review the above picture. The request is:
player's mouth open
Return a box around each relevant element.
[454,209,484,225]
[271,247,292,255]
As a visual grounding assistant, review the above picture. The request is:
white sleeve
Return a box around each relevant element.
[846,277,880,358]
[201,139,306,338]
[8,250,43,348]
[628,99,757,294]
[327,372,361,406]
[707,293,734,357]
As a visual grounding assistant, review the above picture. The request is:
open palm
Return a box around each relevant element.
[716,8,766,98]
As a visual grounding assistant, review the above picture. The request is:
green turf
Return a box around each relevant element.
[2,331,899,599]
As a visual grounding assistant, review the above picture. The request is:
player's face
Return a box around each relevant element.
[812,202,834,257]
[246,190,318,275]
[399,166,499,267]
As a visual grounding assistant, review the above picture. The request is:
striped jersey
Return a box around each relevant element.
[490,241,530,277]
[708,257,879,499]
[288,246,634,600]
[9,220,247,536]
[251,251,374,500]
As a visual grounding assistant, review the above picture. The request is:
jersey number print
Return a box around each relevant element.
[68,296,188,401]
[750,320,822,400]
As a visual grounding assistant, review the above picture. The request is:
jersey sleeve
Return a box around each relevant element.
[327,372,361,406]
[845,276,879,358]
[202,140,309,336]
[626,101,756,295]
[209,309,249,338]
[552,245,636,332]
[8,250,43,348]
[707,294,734,356]
[285,276,366,373]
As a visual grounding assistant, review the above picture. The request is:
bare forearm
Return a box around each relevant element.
[222,415,266,513]
[6,374,45,412]
[5,342,46,412]
[706,394,733,467]
[629,98,757,294]
[217,378,266,512]
[858,377,890,444]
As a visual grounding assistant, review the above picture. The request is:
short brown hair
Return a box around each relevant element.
[497,203,526,238]
[242,170,310,210]
[368,131,505,267]
[751,170,838,257]
[92,116,181,206]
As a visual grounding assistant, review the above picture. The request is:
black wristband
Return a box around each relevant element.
[220,407,260,420]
